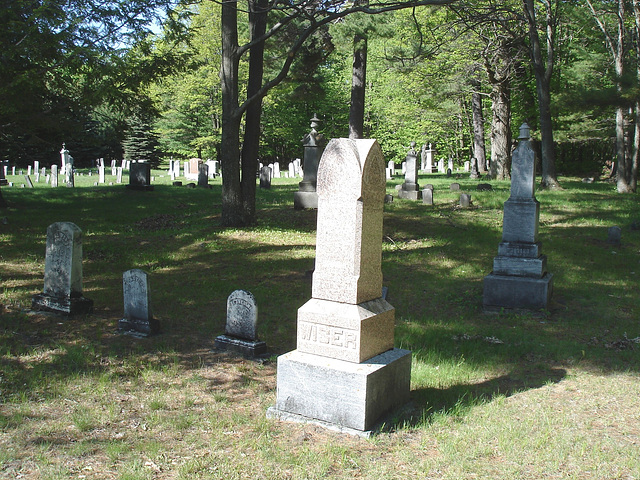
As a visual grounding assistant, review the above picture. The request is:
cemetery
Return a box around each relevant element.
[0,152,638,478]
[2,0,640,477]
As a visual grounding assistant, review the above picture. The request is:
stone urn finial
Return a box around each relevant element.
[519,123,531,140]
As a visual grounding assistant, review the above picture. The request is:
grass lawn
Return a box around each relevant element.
[0,167,639,479]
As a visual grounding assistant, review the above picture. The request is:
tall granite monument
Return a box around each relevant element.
[32,222,93,315]
[483,124,553,312]
[268,138,412,435]
[294,114,326,209]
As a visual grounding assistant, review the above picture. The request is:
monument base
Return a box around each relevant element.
[32,293,94,316]
[483,272,553,312]
[293,191,318,209]
[397,189,422,201]
[214,334,267,357]
[268,348,411,434]
[118,317,161,337]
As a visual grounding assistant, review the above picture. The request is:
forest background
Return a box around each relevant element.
[1,0,639,193]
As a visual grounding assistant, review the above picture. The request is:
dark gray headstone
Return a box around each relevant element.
[483,124,553,313]
[398,142,421,200]
[127,162,154,191]
[259,166,271,189]
[32,222,93,315]
[198,163,209,187]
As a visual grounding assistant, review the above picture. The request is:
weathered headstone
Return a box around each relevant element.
[98,165,105,184]
[438,159,445,173]
[448,158,454,172]
[65,155,74,187]
[483,124,553,312]
[127,162,154,191]
[24,175,34,188]
[464,160,470,172]
[294,114,326,209]
[267,138,411,435]
[118,269,160,337]
[398,142,421,201]
[460,193,471,208]
[116,167,123,184]
[32,222,93,315]
[214,290,267,356]
[423,187,434,205]
[450,183,460,191]
[259,166,272,189]
[51,165,58,187]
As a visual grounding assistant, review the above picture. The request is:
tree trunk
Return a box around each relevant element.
[524,0,560,189]
[349,34,367,139]
[470,81,487,173]
[239,0,268,225]
[490,80,511,180]
[220,0,243,226]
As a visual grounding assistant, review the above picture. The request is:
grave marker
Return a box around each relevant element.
[32,222,93,315]
[294,114,326,209]
[215,290,267,356]
[398,142,421,201]
[268,138,411,435]
[483,124,553,312]
[118,269,159,337]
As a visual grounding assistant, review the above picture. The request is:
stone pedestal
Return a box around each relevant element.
[270,139,411,435]
[483,124,553,312]
[268,348,411,434]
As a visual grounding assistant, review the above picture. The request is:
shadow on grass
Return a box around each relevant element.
[388,366,567,431]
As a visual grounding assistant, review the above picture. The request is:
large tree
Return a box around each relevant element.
[523,0,561,188]
[0,0,188,164]
[585,0,637,193]
[219,0,458,226]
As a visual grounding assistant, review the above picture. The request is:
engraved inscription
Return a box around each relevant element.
[299,321,358,350]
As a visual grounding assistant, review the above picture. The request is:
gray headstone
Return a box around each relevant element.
[123,269,152,321]
[32,222,93,315]
[450,183,460,191]
[423,188,434,205]
[24,175,34,188]
[215,290,266,356]
[226,290,258,340]
[460,193,471,208]
[118,269,159,336]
